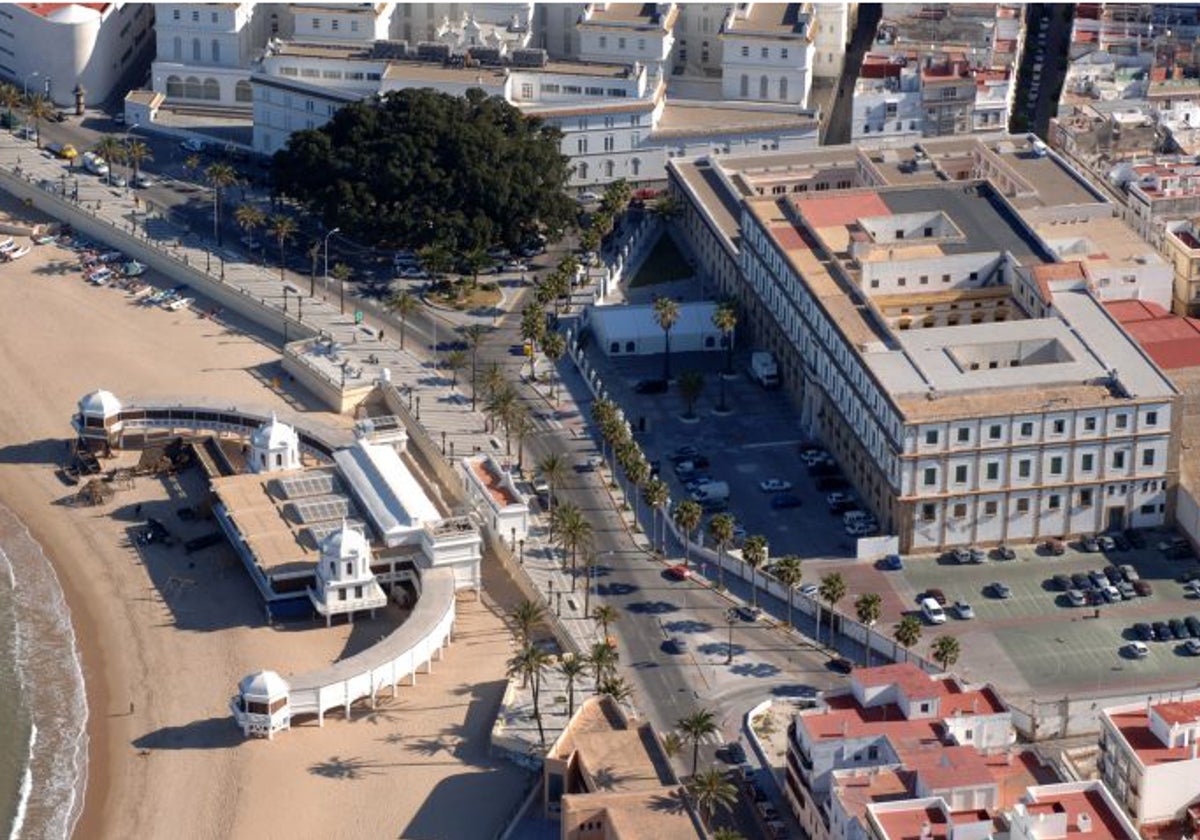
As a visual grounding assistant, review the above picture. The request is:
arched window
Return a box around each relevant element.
[604,160,614,178]
[203,78,220,100]
[779,76,788,100]
[211,39,220,63]
[192,38,201,62]
[173,36,182,61]
[631,158,640,176]
[759,75,768,99]
[577,161,588,180]
[739,74,748,97]
[165,75,183,98]
[235,80,252,102]
[184,76,202,99]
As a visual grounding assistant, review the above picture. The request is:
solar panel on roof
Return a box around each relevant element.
[279,473,338,499]
[307,518,367,544]
[292,495,353,524]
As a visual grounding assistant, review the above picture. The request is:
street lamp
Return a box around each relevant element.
[518,538,525,566]
[322,227,339,299]
[725,607,739,664]
[22,71,39,100]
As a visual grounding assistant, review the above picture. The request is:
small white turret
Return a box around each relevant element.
[308,521,387,626]
[231,670,290,739]
[73,389,124,444]
[249,413,301,473]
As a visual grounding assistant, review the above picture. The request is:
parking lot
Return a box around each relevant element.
[815,535,1200,701]
[587,345,856,560]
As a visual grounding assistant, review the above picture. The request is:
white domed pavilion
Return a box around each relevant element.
[249,413,301,473]
[72,389,124,445]
[308,521,387,626]
[231,670,290,739]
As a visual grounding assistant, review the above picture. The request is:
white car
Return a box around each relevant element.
[179,137,207,153]
[1124,641,1149,659]
[1185,581,1200,597]
[132,173,153,189]
[921,597,947,624]
[953,600,975,620]
[845,520,877,537]
[1184,639,1200,656]
[799,583,818,598]
[399,266,428,279]
[576,191,602,205]
[759,479,793,493]
[502,261,528,273]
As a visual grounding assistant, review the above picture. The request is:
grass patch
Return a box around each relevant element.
[629,234,692,288]
[427,282,502,311]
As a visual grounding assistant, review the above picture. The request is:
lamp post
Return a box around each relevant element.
[725,607,738,664]
[322,227,339,300]
[441,430,446,455]
[282,287,289,342]
[22,71,39,99]
[518,538,525,566]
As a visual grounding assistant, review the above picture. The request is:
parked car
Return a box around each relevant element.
[179,137,207,153]
[1041,538,1066,555]
[994,544,1016,560]
[1088,570,1108,589]
[665,564,690,581]
[1119,564,1140,582]
[953,600,975,620]
[921,597,947,624]
[575,191,602,205]
[1133,580,1153,597]
[1051,573,1072,591]
[132,173,153,189]
[799,583,818,598]
[1185,580,1200,598]
[1183,639,1200,656]
[1079,535,1101,553]
[882,554,904,571]
[1117,581,1136,600]
[1101,584,1122,603]
[926,588,947,606]
[1171,618,1190,640]
[845,520,877,536]
[1097,535,1116,552]
[663,637,688,655]
[759,479,793,493]
[719,742,747,764]
[1124,641,1150,659]
[734,606,762,623]
[1133,622,1154,642]
[1067,589,1087,607]
[1070,572,1091,591]
[1176,569,1200,584]
[1103,566,1122,584]
[771,494,803,510]
[1153,621,1173,641]
[1186,616,1200,638]
[990,582,1012,599]
[827,657,854,675]
[634,379,668,395]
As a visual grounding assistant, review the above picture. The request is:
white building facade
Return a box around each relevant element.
[308,522,388,626]
[719,3,815,107]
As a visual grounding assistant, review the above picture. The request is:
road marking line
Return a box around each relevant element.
[741,439,805,451]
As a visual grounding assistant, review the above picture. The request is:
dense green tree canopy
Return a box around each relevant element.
[272,87,575,250]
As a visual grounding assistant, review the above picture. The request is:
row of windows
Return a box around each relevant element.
[739,74,791,100]
[922,412,1159,447]
[576,135,638,154]
[596,35,650,52]
[922,487,1166,521]
[309,17,361,33]
[276,66,373,82]
[739,44,791,60]
[165,75,251,102]
[923,449,1160,487]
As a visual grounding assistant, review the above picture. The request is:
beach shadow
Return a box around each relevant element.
[308,755,392,780]
[133,716,243,750]
[402,767,533,840]
[0,437,70,467]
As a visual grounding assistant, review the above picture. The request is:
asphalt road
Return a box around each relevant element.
[823,3,883,146]
[1015,4,1074,139]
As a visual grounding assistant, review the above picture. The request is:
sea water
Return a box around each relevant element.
[0,503,87,840]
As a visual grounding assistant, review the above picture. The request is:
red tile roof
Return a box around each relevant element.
[1023,789,1139,840]
[1107,710,1200,768]
[1152,699,1200,727]
[20,3,108,17]
[794,192,892,229]
[799,695,945,745]
[855,663,941,698]
[900,744,994,790]
[1105,300,1200,370]
[874,803,950,840]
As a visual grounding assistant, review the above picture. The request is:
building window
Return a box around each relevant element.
[779,76,788,100]
[1113,451,1126,469]
[1050,456,1063,476]
[603,135,614,152]
[1016,498,1030,514]
[956,427,969,443]
[954,465,967,484]
[921,503,936,521]
[211,39,220,63]
[1084,416,1097,432]
[1018,460,1031,479]
[1080,489,1094,507]
[578,162,588,179]
[192,38,201,61]
[1020,422,1034,437]
[166,75,183,97]
[1114,414,1128,429]
[923,467,936,486]
[638,38,645,51]
[1052,419,1066,434]
[351,20,358,32]
[1146,410,1158,427]
[1081,453,1094,472]
[759,75,768,99]
[191,9,199,22]
[604,160,614,178]
[741,45,749,57]
[312,17,320,29]
[173,36,181,61]
[925,429,938,445]
[782,48,789,60]
[988,424,1001,440]
[172,8,180,20]
[521,83,533,99]
[985,462,999,481]
[618,37,626,49]
[984,500,998,516]
[599,36,607,48]
[577,138,587,154]
[761,47,769,58]
[952,503,967,519]
[1048,494,1061,510]
[1143,448,1156,467]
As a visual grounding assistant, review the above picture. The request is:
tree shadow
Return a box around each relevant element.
[663,620,712,634]
[308,755,392,780]
[595,581,638,597]
[730,662,781,678]
[647,788,689,815]
[699,642,746,657]
[132,716,243,751]
[626,600,679,615]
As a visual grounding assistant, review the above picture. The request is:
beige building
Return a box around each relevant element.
[1163,218,1200,316]
[543,695,706,839]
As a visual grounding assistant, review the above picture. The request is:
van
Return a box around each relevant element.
[921,597,947,624]
[842,510,871,525]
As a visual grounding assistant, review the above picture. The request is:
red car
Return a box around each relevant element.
[666,564,691,581]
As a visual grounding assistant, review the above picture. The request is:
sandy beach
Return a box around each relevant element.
[0,199,529,839]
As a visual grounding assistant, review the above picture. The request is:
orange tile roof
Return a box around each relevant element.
[799,695,945,745]
[874,803,950,840]
[470,459,518,507]
[794,192,893,229]
[854,663,937,695]
[1152,699,1200,727]
[20,2,107,16]
[899,744,994,790]
[1105,300,1200,370]
[834,767,918,825]
[1107,710,1200,768]
[1023,789,1139,840]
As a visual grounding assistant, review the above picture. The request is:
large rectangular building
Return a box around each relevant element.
[669,136,1180,552]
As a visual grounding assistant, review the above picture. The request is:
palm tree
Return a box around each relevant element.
[688,767,738,828]
[461,323,487,410]
[553,502,592,587]
[558,655,587,719]
[679,370,705,419]
[894,615,922,651]
[387,290,418,350]
[743,535,768,609]
[712,830,747,840]
[624,456,650,525]
[268,214,297,283]
[520,303,546,379]
[24,95,52,148]
[444,348,467,389]
[854,593,883,667]
[708,513,735,591]
[537,453,568,539]
[488,384,520,456]
[235,204,265,248]
[460,245,491,291]
[592,604,619,639]
[330,262,352,314]
[507,643,550,745]
[677,708,719,776]
[124,139,152,185]
[183,154,202,178]
[541,331,566,403]
[509,404,534,472]
[673,500,703,569]
[653,296,680,381]
[931,635,961,671]
[0,84,21,127]
[587,640,618,693]
[773,555,803,630]
[307,239,320,295]
[509,599,545,646]
[91,136,125,186]
[712,301,738,410]
[819,572,848,647]
[204,162,238,245]
[643,478,669,555]
[598,675,633,703]
[417,242,453,279]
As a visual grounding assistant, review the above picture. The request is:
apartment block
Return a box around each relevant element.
[1164,219,1200,316]
[719,2,815,107]
[1098,694,1200,828]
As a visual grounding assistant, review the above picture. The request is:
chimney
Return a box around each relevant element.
[1077,812,1092,832]
[920,821,933,840]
